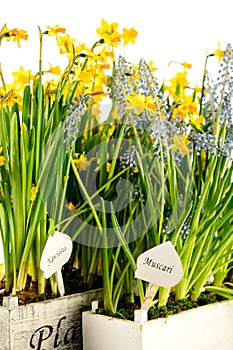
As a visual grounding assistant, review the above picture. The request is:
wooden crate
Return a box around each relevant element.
[0,289,102,350]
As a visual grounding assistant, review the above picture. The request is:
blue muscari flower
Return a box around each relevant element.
[189,131,230,157]
[137,59,162,98]
[189,131,217,155]
[216,44,233,121]
[109,56,168,125]
[202,44,233,132]
[180,219,191,240]
[64,95,92,149]
[132,186,145,204]
[225,127,233,157]
[130,110,154,132]
[219,92,233,127]
[162,223,171,235]
[109,56,134,118]
[152,117,170,150]
[151,115,189,163]
[121,145,137,173]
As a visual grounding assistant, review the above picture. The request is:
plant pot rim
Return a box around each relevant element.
[1,287,103,309]
[89,297,233,323]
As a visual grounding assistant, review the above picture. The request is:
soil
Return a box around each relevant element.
[96,291,228,321]
[97,272,233,320]
[0,267,103,306]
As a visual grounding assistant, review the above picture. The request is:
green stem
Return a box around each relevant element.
[70,154,102,233]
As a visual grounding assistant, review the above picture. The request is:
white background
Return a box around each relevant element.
[1,0,233,86]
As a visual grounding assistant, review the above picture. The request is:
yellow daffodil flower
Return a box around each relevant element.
[172,96,198,119]
[95,159,112,173]
[96,19,121,47]
[12,66,34,87]
[78,71,94,84]
[66,202,77,211]
[0,88,23,109]
[73,43,91,58]
[214,41,224,63]
[93,46,115,63]
[194,84,203,94]
[182,61,192,69]
[56,34,75,55]
[30,186,38,202]
[95,63,111,70]
[10,29,28,47]
[126,94,158,115]
[166,71,189,99]
[0,156,5,166]
[110,105,121,121]
[45,64,61,75]
[147,61,158,72]
[0,25,28,47]
[106,162,111,173]
[0,24,9,41]
[47,25,66,36]
[189,113,204,131]
[44,80,60,102]
[74,152,93,171]
[169,135,189,155]
[102,48,115,61]
[122,27,138,45]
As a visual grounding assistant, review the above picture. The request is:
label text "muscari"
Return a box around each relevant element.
[143,256,174,273]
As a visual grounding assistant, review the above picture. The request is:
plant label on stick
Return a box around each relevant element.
[135,241,183,312]
[40,231,73,296]
[135,241,183,287]
[40,231,73,279]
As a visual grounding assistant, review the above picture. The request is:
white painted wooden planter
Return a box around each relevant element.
[82,299,233,350]
[0,288,102,350]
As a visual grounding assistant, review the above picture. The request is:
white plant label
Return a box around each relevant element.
[40,231,73,279]
[135,241,183,288]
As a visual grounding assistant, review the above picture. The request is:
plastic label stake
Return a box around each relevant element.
[40,231,73,296]
[134,241,183,321]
